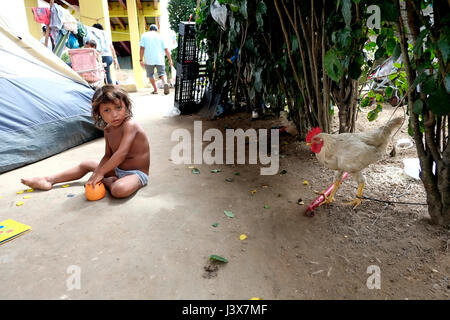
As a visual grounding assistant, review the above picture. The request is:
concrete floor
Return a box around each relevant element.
[0,90,214,299]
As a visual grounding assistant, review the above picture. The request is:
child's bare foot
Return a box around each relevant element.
[102,176,118,190]
[21,177,53,190]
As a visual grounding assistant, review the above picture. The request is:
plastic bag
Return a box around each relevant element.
[210,0,227,30]
[170,66,176,84]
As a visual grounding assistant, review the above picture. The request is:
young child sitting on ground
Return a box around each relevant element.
[21,85,150,198]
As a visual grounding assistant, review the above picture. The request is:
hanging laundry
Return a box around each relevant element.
[61,9,78,34]
[49,3,64,30]
[85,26,107,54]
[31,7,50,25]
[75,21,87,47]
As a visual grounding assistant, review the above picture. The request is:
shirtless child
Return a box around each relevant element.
[21,85,150,198]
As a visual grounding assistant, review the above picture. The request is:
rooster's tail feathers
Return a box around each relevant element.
[382,117,403,136]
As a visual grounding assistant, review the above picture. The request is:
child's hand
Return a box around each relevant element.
[87,172,104,187]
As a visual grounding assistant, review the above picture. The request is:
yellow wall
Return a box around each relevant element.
[25,0,42,40]
[79,0,117,83]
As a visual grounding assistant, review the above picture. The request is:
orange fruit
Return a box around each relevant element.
[85,182,106,201]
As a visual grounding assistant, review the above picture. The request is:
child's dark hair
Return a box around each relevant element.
[91,85,132,129]
[92,23,104,30]
[85,39,97,48]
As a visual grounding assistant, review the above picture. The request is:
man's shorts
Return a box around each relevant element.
[145,64,166,78]
[115,167,149,186]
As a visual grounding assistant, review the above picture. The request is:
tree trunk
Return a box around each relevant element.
[396,0,450,226]
[331,78,359,133]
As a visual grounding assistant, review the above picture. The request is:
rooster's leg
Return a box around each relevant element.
[319,171,344,206]
[343,182,364,209]
[318,181,341,206]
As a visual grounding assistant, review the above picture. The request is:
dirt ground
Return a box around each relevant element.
[0,90,449,300]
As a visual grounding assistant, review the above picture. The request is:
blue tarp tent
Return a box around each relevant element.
[0,15,102,173]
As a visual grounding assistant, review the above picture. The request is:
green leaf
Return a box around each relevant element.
[438,39,450,63]
[360,97,371,108]
[257,1,267,14]
[445,74,450,93]
[240,0,248,19]
[367,103,382,121]
[264,204,270,209]
[427,87,450,116]
[210,255,228,263]
[192,168,200,174]
[379,2,399,22]
[324,50,344,82]
[256,12,263,29]
[412,99,423,114]
[376,93,384,102]
[374,47,385,60]
[392,43,401,61]
[279,169,287,175]
[341,0,352,27]
[364,41,377,51]
[367,90,375,98]
[212,223,218,228]
[367,109,379,121]
[385,86,393,98]
[292,36,299,52]
[224,210,235,218]
[386,38,396,54]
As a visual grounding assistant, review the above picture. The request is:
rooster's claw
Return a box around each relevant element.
[343,198,362,209]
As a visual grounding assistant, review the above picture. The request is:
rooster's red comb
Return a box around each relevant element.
[306,127,322,142]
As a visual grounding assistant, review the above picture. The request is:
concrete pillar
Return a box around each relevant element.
[126,0,144,89]
[79,0,117,83]
[24,0,42,40]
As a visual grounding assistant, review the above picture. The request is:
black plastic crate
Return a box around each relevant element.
[177,36,198,64]
[179,22,196,37]
[176,62,199,80]
[174,76,209,114]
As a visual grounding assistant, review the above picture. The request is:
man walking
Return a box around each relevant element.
[139,24,173,95]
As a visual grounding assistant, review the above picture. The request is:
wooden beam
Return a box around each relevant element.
[115,17,126,29]
[118,0,127,10]
[119,41,131,55]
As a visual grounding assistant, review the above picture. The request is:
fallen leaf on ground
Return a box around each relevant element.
[264,204,270,209]
[191,168,200,174]
[23,196,31,199]
[62,184,70,188]
[224,210,235,218]
[279,170,287,175]
[212,223,218,228]
[26,188,34,192]
[250,297,263,300]
[234,172,240,176]
[303,180,309,185]
[16,190,24,194]
[16,201,24,206]
[225,178,233,182]
[239,234,247,241]
[210,255,228,263]
[250,189,257,195]
[211,169,222,173]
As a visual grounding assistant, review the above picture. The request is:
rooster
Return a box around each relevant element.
[306,117,403,208]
